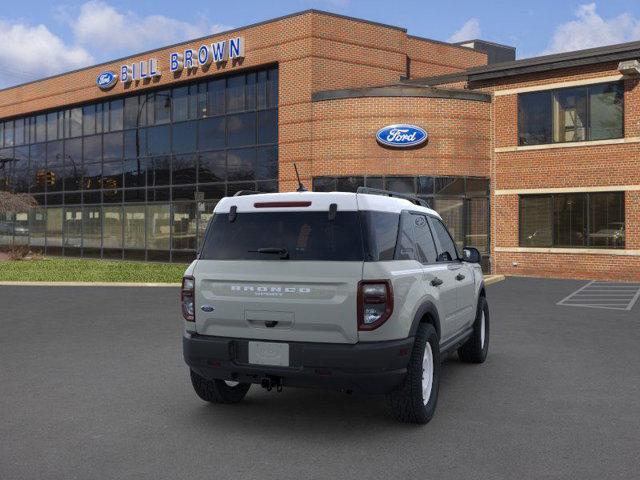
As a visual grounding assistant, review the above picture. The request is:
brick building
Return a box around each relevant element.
[0,10,637,280]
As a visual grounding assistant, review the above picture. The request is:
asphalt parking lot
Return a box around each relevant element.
[1,277,639,480]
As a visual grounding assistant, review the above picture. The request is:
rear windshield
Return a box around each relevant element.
[200,211,365,261]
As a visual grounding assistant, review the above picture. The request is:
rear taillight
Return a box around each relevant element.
[181,276,195,322]
[357,280,393,331]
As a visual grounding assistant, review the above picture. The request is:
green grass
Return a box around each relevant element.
[0,258,187,283]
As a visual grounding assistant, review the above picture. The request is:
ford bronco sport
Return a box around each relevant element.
[182,188,489,424]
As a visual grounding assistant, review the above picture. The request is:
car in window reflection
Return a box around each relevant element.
[0,222,29,236]
[588,222,625,247]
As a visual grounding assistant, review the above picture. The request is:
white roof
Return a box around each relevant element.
[214,191,440,218]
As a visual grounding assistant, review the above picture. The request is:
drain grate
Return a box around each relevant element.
[557,281,640,311]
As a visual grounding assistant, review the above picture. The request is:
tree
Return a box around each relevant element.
[0,191,37,215]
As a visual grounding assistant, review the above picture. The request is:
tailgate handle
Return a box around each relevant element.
[265,321,278,328]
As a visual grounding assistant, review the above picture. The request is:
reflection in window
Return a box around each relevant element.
[63,207,82,248]
[29,208,46,247]
[172,202,196,250]
[466,198,488,253]
[124,205,145,249]
[198,117,225,150]
[103,206,123,249]
[172,154,197,185]
[172,121,197,153]
[227,148,255,181]
[147,204,170,250]
[433,198,464,250]
[83,206,102,249]
[227,112,256,147]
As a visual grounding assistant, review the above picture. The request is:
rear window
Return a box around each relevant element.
[200,211,364,261]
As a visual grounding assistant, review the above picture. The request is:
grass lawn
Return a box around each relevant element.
[0,258,187,283]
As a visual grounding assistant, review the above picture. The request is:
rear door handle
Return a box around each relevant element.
[456,273,465,281]
[431,277,443,287]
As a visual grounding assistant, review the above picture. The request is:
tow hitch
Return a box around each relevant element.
[260,376,283,392]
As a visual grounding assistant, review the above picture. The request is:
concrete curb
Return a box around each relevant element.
[0,281,181,287]
[484,275,506,286]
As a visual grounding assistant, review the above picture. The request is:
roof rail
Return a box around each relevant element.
[356,187,431,208]
[233,190,264,197]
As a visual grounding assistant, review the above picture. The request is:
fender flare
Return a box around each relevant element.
[409,301,441,339]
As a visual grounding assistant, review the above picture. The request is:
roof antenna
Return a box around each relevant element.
[293,163,308,192]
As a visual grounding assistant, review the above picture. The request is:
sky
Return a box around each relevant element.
[1,0,640,88]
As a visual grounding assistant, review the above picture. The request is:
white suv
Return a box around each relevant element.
[181,188,489,424]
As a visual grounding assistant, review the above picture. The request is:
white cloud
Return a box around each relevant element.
[542,3,640,54]
[0,20,93,88]
[448,18,481,43]
[71,1,232,55]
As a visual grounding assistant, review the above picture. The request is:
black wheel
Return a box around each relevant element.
[190,370,251,404]
[458,296,489,364]
[387,323,440,424]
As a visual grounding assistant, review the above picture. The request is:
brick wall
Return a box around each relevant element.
[481,63,640,281]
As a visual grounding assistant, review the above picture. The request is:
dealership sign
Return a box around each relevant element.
[376,124,428,148]
[97,36,245,90]
[96,71,118,90]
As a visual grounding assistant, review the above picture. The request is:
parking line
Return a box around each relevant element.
[557,281,640,311]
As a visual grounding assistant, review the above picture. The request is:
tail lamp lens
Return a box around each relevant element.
[181,276,195,322]
[358,280,393,331]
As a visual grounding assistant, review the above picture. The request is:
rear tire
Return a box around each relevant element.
[190,370,251,404]
[458,296,489,364]
[387,323,440,424]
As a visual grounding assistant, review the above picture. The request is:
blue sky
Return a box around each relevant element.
[1,1,640,88]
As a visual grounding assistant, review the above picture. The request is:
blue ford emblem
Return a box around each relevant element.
[201,305,215,312]
[96,71,118,90]
[376,124,428,148]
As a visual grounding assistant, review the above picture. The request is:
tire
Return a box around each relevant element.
[387,323,440,424]
[458,296,489,364]
[190,370,251,404]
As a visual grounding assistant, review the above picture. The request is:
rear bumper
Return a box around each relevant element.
[183,332,414,394]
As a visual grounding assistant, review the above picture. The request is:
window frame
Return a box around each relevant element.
[517,81,624,146]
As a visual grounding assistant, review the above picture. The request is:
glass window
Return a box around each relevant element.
[257,70,268,110]
[103,132,123,160]
[360,211,399,261]
[207,79,225,116]
[554,193,587,247]
[336,176,364,192]
[0,212,14,246]
[199,117,225,150]
[96,103,105,133]
[590,83,623,141]
[63,207,82,248]
[172,120,197,153]
[146,204,170,250]
[466,197,488,253]
[47,113,58,141]
[172,86,189,122]
[46,207,63,247]
[417,176,434,195]
[124,128,145,158]
[268,68,278,108]
[433,198,464,250]
[124,96,139,129]
[246,72,256,110]
[149,156,171,186]
[124,205,145,249]
[553,87,588,143]
[227,148,255,181]
[123,158,146,188]
[312,177,336,192]
[394,212,418,261]
[200,211,364,261]
[588,192,625,248]
[519,195,554,247]
[4,121,14,146]
[83,135,102,163]
[257,109,277,144]
[30,144,47,193]
[256,146,277,181]
[109,100,123,131]
[83,161,102,190]
[29,207,46,247]
[172,202,196,250]
[83,105,96,135]
[103,206,123,249]
[199,183,226,200]
[154,91,171,124]
[435,177,464,196]
[466,178,489,197]
[14,118,25,146]
[172,154,197,185]
[102,160,122,190]
[196,83,207,119]
[34,115,46,143]
[386,177,414,193]
[365,177,383,189]
[227,112,256,147]
[519,82,623,145]
[82,206,101,249]
[430,217,459,262]
[69,108,83,137]
[226,74,245,113]
[147,125,171,155]
[198,151,225,183]
[13,146,29,193]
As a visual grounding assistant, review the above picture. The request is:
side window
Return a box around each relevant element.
[413,214,438,264]
[431,217,459,262]
[394,212,417,261]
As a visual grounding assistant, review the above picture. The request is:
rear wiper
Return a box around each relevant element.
[248,247,290,259]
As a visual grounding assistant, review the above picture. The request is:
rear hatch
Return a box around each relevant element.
[193,193,363,344]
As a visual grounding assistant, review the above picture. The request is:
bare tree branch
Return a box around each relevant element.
[0,191,37,214]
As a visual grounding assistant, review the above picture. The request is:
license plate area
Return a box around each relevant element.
[248,341,290,367]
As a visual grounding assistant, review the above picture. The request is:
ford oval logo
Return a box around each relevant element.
[376,124,428,148]
[96,71,118,90]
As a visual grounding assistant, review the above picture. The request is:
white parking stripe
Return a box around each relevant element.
[557,281,640,311]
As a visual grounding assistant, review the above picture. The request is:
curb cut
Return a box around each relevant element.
[0,281,181,287]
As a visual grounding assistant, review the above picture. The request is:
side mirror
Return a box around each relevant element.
[462,247,481,264]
